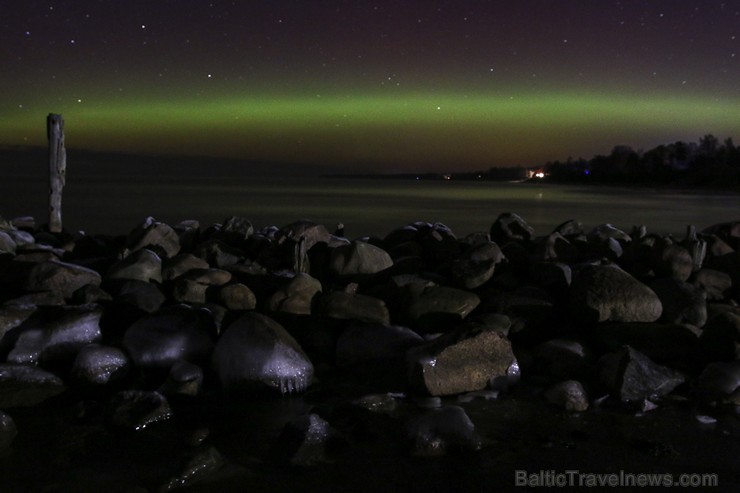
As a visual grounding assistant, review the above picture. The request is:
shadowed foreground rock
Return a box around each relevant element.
[0,212,738,491]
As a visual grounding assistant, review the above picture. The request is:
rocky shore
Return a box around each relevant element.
[0,213,739,492]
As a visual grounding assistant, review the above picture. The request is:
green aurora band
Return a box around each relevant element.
[3,91,738,172]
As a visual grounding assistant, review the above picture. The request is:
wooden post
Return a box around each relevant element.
[47,113,66,233]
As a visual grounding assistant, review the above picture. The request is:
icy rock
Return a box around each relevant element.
[212,312,313,394]
[598,346,685,402]
[24,259,102,299]
[0,411,17,448]
[6,304,103,366]
[123,305,215,369]
[107,248,162,283]
[267,273,322,316]
[108,390,172,430]
[407,324,517,396]
[160,446,226,492]
[279,413,338,466]
[405,406,482,456]
[329,240,394,277]
[544,380,590,412]
[71,344,130,386]
[336,322,423,366]
[0,364,65,407]
[569,264,662,324]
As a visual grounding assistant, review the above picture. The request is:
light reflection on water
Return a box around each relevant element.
[2,174,737,237]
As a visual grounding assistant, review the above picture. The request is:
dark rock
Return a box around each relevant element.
[172,279,209,304]
[703,252,740,297]
[657,243,694,282]
[279,413,339,466]
[598,346,685,402]
[0,364,66,407]
[590,323,699,369]
[24,260,102,299]
[266,273,322,315]
[650,278,707,327]
[693,268,732,301]
[589,223,631,243]
[531,339,590,380]
[407,324,517,396]
[216,215,254,245]
[694,361,740,404]
[160,360,204,397]
[699,311,740,361]
[535,232,578,264]
[569,264,662,324]
[6,304,103,366]
[71,344,130,386]
[193,239,245,268]
[279,220,331,250]
[544,380,589,411]
[212,312,313,394]
[217,283,257,311]
[405,406,482,456]
[108,390,173,430]
[336,322,423,366]
[72,284,113,304]
[162,253,210,282]
[160,446,226,492]
[108,279,166,314]
[450,241,504,289]
[402,284,480,332]
[123,305,215,369]
[0,304,36,343]
[0,411,17,448]
[0,231,15,255]
[329,241,393,277]
[490,213,534,244]
[107,248,162,283]
[317,291,390,325]
[124,217,180,259]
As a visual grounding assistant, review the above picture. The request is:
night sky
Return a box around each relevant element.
[1,0,739,172]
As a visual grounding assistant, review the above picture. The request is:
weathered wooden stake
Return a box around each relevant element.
[47,113,66,233]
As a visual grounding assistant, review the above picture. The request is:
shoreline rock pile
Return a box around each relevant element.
[0,212,739,489]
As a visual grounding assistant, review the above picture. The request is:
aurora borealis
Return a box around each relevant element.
[2,0,739,172]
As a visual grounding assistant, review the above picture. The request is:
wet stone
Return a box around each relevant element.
[108,390,173,430]
[405,406,482,456]
[0,364,66,408]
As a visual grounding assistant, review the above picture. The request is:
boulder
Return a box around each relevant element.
[123,305,215,369]
[405,406,482,456]
[193,239,245,268]
[217,283,257,311]
[407,324,517,396]
[212,312,313,394]
[589,224,631,243]
[336,322,423,366]
[544,380,589,411]
[450,241,504,289]
[278,413,339,466]
[24,260,102,299]
[531,339,590,380]
[107,390,173,430]
[650,278,707,327]
[0,411,17,448]
[598,346,685,402]
[0,231,16,255]
[329,241,393,277]
[107,279,166,314]
[71,344,130,386]
[162,253,210,282]
[0,304,37,343]
[0,364,66,407]
[160,360,204,397]
[279,220,331,250]
[6,305,103,366]
[699,311,740,361]
[490,213,534,244]
[402,284,480,332]
[317,291,390,325]
[107,248,162,283]
[590,323,699,369]
[569,264,662,324]
[657,244,694,282]
[124,217,180,259]
[267,273,322,315]
[693,268,732,301]
[694,361,740,404]
[215,215,254,245]
[535,232,578,264]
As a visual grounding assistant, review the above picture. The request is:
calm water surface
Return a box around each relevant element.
[2,172,738,237]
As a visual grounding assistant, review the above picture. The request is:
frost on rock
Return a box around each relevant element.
[212,312,314,394]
